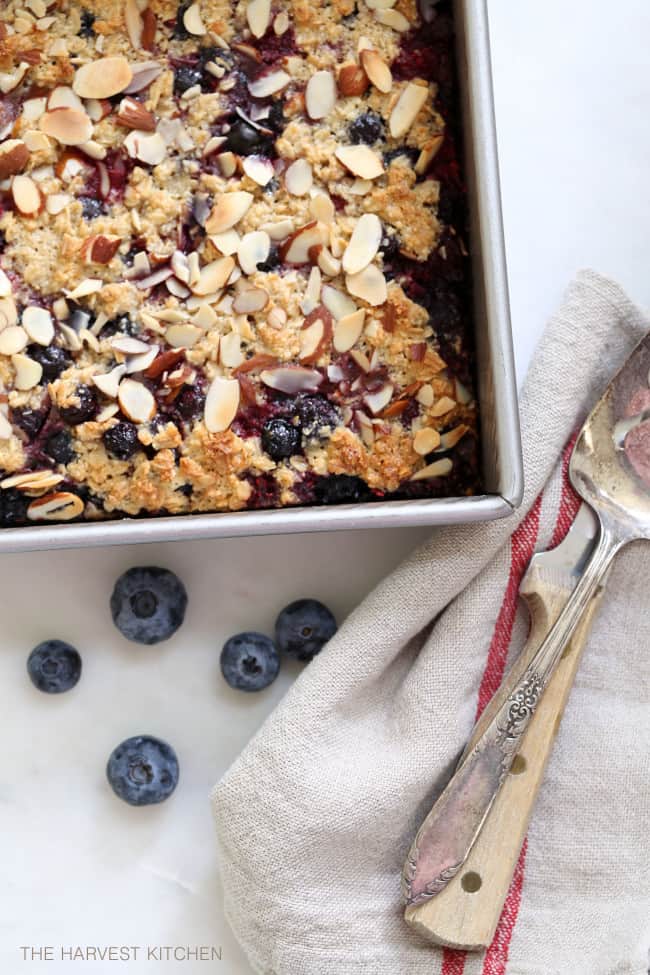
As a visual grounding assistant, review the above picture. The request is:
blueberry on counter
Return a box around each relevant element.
[110,567,188,645]
[106,735,179,806]
[220,632,280,692]
[27,640,82,693]
[275,599,337,661]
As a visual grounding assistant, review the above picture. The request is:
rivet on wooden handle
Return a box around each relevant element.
[404,566,603,951]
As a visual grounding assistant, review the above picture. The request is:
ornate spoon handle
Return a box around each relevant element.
[402,522,622,907]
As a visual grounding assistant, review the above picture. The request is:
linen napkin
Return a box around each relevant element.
[211,270,650,975]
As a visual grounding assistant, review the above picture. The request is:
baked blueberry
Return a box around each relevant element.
[257,244,280,271]
[0,488,28,527]
[106,735,179,805]
[175,384,205,420]
[11,407,47,439]
[383,146,420,167]
[27,344,71,381]
[45,429,75,464]
[348,111,384,145]
[275,598,337,661]
[296,395,339,441]
[314,473,370,505]
[59,384,98,425]
[173,64,203,96]
[103,422,140,460]
[173,0,193,38]
[220,632,280,692]
[110,566,188,644]
[100,313,139,338]
[261,418,301,460]
[225,119,272,156]
[27,640,82,693]
[80,196,104,220]
[78,8,95,37]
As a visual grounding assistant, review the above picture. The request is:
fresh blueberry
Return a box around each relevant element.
[27,640,82,693]
[45,429,75,464]
[295,395,340,442]
[80,196,104,220]
[110,566,188,645]
[103,422,140,460]
[173,64,203,96]
[0,487,28,527]
[106,735,179,806]
[348,111,384,145]
[314,473,370,505]
[27,344,71,381]
[275,599,337,661]
[225,119,273,156]
[11,407,47,439]
[78,8,95,37]
[220,632,280,692]
[175,384,205,420]
[100,313,139,338]
[261,418,301,461]
[59,384,98,425]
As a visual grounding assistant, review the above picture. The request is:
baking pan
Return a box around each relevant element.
[0,0,522,554]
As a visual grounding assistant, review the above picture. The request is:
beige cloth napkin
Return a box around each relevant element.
[212,271,650,975]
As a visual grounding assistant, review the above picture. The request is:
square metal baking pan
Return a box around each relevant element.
[0,0,522,554]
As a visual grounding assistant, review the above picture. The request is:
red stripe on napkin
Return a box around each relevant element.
[550,435,582,549]
[481,840,528,975]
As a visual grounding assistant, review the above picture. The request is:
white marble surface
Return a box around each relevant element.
[2,2,650,973]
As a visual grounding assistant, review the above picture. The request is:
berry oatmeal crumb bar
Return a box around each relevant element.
[0,0,480,528]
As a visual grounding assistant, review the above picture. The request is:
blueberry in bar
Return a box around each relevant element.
[0,0,479,526]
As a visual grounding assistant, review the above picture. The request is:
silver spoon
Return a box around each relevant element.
[403,331,650,907]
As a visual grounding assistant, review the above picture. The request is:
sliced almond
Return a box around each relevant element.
[46,193,71,216]
[232,287,269,314]
[242,154,274,186]
[259,218,295,240]
[342,213,382,275]
[375,8,410,29]
[389,81,429,139]
[12,352,43,390]
[193,256,236,295]
[116,96,156,132]
[248,70,291,99]
[410,457,453,481]
[0,326,28,355]
[135,266,173,290]
[85,98,113,123]
[118,378,156,423]
[47,85,84,112]
[346,264,387,306]
[83,235,121,265]
[413,427,441,455]
[317,247,341,277]
[247,0,271,38]
[260,366,323,394]
[366,0,397,8]
[305,70,336,120]
[124,129,167,165]
[360,48,392,93]
[299,307,332,364]
[220,331,244,368]
[431,395,456,417]
[335,144,384,180]
[27,491,84,521]
[111,336,151,355]
[209,229,241,257]
[338,64,369,98]
[40,107,93,146]
[183,2,206,35]
[204,376,240,433]
[124,61,163,94]
[192,303,218,328]
[0,297,18,328]
[300,266,322,315]
[21,98,48,124]
[416,384,434,407]
[279,221,326,264]
[274,10,289,33]
[73,56,133,100]
[125,0,144,49]
[0,412,12,439]
[333,308,365,352]
[285,158,312,197]
[238,230,271,275]
[93,364,127,398]
[170,250,190,283]
[65,278,103,300]
[436,424,470,451]
[0,269,11,298]
[364,382,393,414]
[96,403,120,423]
[216,151,237,178]
[322,284,357,319]
[22,130,51,153]
[205,191,254,234]
[415,134,444,175]
[80,138,106,159]
[165,323,202,348]
[0,139,30,180]
[350,349,371,372]
[310,192,335,225]
[22,306,54,345]
[0,64,29,95]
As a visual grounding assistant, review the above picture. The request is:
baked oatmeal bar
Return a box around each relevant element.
[0,0,480,527]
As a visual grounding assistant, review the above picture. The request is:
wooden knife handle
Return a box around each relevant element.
[404,565,603,951]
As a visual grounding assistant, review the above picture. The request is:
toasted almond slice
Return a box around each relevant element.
[12,352,43,390]
[335,144,384,180]
[192,303,218,328]
[217,151,237,177]
[116,96,156,132]
[390,81,429,139]
[247,0,271,38]
[333,308,365,352]
[0,411,12,439]
[285,158,312,196]
[242,154,274,186]
[48,85,84,112]
[118,378,156,423]
[342,213,382,275]
[415,134,444,174]
[259,218,295,240]
[364,382,394,414]
[410,457,453,481]
[22,306,54,345]
[416,383,434,407]
[93,364,127,398]
[40,107,93,146]
[321,284,357,319]
[260,366,323,394]
[0,139,30,179]
[46,192,71,215]
[248,70,291,98]
[317,247,341,277]
[232,287,269,314]
[81,140,107,162]
[193,255,236,295]
[279,221,326,264]
[205,191,254,234]
[12,173,43,217]
[124,129,166,165]
[360,48,392,93]
[96,403,120,423]
[209,229,241,256]
[366,0,397,8]
[204,376,240,432]
[430,395,456,416]
[345,264,387,306]
[0,64,29,95]
[27,491,84,521]
[0,269,11,298]
[220,331,244,368]
[22,129,50,155]
[85,98,112,123]
[125,0,144,48]
[0,325,28,355]
[309,192,335,225]
[436,424,470,451]
[1,470,62,491]
[124,61,163,94]
[300,266,322,315]
[170,250,190,283]
[111,336,151,355]
[351,351,371,373]
[183,2,206,35]
[338,63,369,98]
[73,56,133,99]
[305,70,336,120]
[166,323,202,348]
[413,427,441,455]
[375,7,410,29]
[274,10,289,33]
[238,230,271,275]
[0,297,18,328]
[83,235,121,265]
[135,266,173,290]
[65,278,103,300]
